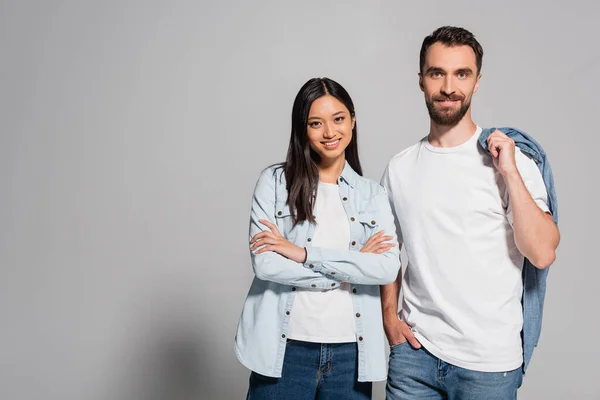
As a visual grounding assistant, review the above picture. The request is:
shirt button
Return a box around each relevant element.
[351,241,356,246]
[331,283,335,287]
[356,313,361,318]
[282,334,286,338]
[307,238,312,242]
[343,197,348,201]
[350,217,355,222]
[278,211,282,216]
[371,220,376,225]
[286,311,290,315]
[331,272,336,275]
[311,284,316,288]
[292,287,297,291]
[358,336,364,341]
[309,264,314,268]
[352,288,357,294]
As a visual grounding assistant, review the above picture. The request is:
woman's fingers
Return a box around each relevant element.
[363,231,384,246]
[366,234,393,247]
[374,243,395,254]
[374,235,393,244]
[250,233,280,251]
[252,237,283,252]
[250,231,275,244]
[360,244,373,253]
[361,233,394,254]
[259,219,282,237]
[254,245,276,254]
[250,239,269,252]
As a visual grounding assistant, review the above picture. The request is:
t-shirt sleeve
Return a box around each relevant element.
[506,148,550,226]
[380,164,403,244]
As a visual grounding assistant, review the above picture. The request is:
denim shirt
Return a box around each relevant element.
[478,127,558,373]
[234,161,401,382]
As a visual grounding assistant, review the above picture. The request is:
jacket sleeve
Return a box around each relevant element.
[303,184,401,285]
[249,168,339,289]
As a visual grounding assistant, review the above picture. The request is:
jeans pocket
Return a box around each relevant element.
[389,340,408,350]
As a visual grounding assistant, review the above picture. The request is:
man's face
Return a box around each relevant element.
[419,42,481,126]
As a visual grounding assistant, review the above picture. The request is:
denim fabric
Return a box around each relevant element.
[235,161,401,382]
[386,343,522,400]
[479,127,558,372]
[247,340,372,400]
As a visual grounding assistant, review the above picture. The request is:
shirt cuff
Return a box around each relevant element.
[304,247,342,288]
[304,246,323,272]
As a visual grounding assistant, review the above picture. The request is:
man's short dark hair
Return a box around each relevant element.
[419,26,484,74]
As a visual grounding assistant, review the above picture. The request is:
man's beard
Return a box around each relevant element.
[425,94,471,126]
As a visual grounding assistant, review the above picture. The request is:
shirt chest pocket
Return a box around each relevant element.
[356,211,380,246]
[274,201,297,240]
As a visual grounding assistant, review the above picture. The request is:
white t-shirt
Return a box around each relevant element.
[381,126,550,372]
[287,182,356,343]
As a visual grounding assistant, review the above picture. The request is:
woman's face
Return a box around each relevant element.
[306,95,355,166]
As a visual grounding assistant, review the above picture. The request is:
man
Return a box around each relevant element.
[380,26,560,399]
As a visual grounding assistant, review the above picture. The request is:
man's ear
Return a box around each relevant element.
[473,73,482,93]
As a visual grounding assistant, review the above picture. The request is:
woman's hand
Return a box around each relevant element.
[360,231,395,254]
[250,219,307,263]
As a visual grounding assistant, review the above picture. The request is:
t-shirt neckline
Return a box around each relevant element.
[424,125,482,154]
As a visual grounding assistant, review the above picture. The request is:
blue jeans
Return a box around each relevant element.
[246,340,372,399]
[386,342,523,400]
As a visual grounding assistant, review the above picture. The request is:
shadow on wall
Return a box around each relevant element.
[135,329,210,400]
[109,282,217,400]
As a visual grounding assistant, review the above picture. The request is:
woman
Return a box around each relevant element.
[235,77,401,399]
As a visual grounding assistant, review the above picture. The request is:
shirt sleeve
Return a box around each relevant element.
[303,184,401,285]
[506,148,550,226]
[380,164,403,244]
[249,168,339,289]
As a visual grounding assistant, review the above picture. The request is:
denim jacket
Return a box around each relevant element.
[478,127,558,373]
[234,161,401,382]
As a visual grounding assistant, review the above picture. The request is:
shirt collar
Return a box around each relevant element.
[338,160,359,188]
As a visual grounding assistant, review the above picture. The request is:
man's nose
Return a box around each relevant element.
[441,76,455,96]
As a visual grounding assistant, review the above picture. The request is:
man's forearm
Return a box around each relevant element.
[504,170,560,269]
[380,269,402,321]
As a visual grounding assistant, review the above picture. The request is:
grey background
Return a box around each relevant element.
[1,1,597,399]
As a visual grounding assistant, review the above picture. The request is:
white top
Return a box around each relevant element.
[287,182,356,343]
[381,126,550,372]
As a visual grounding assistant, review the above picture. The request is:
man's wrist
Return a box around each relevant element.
[500,167,520,180]
[383,310,400,322]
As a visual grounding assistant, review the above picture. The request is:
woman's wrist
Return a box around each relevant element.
[300,246,307,263]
